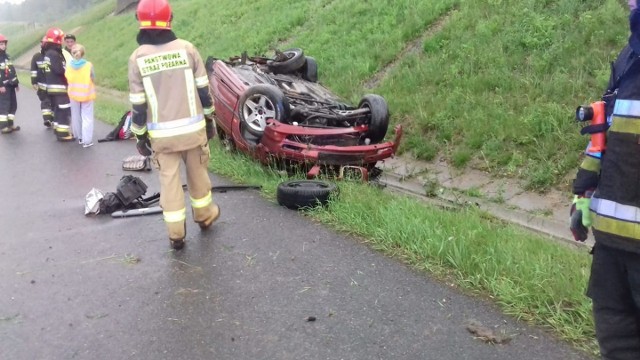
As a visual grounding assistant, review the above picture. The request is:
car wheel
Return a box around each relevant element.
[276,180,338,210]
[301,56,318,82]
[238,84,290,137]
[268,48,306,74]
[358,94,389,144]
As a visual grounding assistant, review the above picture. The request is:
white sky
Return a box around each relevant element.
[0,0,25,3]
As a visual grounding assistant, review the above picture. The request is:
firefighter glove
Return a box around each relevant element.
[135,134,153,157]
[569,191,593,242]
[205,119,215,140]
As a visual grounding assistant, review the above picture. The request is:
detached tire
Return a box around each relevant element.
[358,94,389,144]
[277,180,338,210]
[300,56,318,82]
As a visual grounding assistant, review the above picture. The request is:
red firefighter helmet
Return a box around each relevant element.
[0,34,7,43]
[136,0,173,30]
[44,28,64,45]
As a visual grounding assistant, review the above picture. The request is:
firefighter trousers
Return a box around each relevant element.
[37,89,53,125]
[587,242,640,360]
[0,86,17,129]
[154,142,217,240]
[48,93,72,139]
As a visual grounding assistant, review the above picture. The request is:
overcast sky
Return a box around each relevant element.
[0,0,25,3]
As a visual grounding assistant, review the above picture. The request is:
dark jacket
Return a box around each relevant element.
[0,50,18,88]
[30,50,46,90]
[43,44,68,94]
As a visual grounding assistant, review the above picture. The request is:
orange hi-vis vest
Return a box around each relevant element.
[66,62,96,102]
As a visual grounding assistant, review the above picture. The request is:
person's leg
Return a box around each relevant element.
[52,94,73,141]
[7,87,18,130]
[37,90,53,128]
[81,100,94,145]
[155,151,187,248]
[588,243,640,360]
[0,90,9,133]
[183,141,218,228]
[70,99,81,142]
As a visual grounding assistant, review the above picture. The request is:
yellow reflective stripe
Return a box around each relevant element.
[204,106,214,115]
[592,213,640,240]
[163,208,186,223]
[148,120,205,138]
[156,21,168,27]
[195,75,209,88]
[610,116,640,134]
[184,69,197,117]
[30,71,37,77]
[580,156,600,172]
[0,116,7,121]
[129,92,146,105]
[142,76,159,123]
[190,191,212,209]
[147,115,203,130]
[140,20,152,27]
[131,124,147,135]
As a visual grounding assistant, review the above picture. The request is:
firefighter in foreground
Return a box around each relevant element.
[30,36,54,128]
[570,3,640,359]
[0,34,20,134]
[128,0,220,250]
[43,27,73,141]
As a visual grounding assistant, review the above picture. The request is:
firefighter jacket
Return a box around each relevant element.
[43,46,68,95]
[66,60,95,102]
[575,45,640,253]
[30,51,46,91]
[128,37,214,153]
[0,50,18,88]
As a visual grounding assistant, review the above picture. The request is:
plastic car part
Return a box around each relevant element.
[358,94,390,144]
[300,56,318,82]
[276,180,338,210]
[238,84,290,137]
[268,48,306,74]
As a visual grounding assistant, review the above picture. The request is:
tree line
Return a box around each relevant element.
[0,0,105,23]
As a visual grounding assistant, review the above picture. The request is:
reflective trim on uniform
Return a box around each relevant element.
[163,208,186,223]
[148,118,205,139]
[195,75,209,88]
[147,114,204,131]
[614,99,640,117]
[184,69,197,117]
[609,115,640,134]
[131,124,147,136]
[0,116,7,121]
[30,71,37,77]
[580,156,600,172]
[190,191,212,209]
[58,103,71,109]
[7,114,14,120]
[203,106,214,115]
[55,124,70,130]
[142,77,159,123]
[42,109,53,116]
[129,92,146,105]
[590,197,640,223]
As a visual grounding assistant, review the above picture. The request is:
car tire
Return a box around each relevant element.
[358,94,389,144]
[268,48,306,74]
[238,84,290,137]
[276,180,338,210]
[300,56,318,82]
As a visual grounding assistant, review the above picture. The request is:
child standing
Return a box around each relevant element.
[66,44,95,147]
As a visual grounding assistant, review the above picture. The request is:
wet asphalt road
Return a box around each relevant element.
[0,88,593,359]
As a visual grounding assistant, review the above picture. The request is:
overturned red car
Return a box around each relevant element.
[206,49,402,179]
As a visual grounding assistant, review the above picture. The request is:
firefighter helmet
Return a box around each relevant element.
[136,0,173,30]
[44,28,64,45]
[0,34,7,43]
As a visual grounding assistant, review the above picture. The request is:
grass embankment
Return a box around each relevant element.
[5,0,631,189]
[9,0,608,355]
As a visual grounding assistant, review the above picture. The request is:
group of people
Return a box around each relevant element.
[28,29,96,146]
[0,28,95,145]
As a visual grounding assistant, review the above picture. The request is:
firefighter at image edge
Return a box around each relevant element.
[0,33,20,134]
[128,0,220,250]
[570,1,640,359]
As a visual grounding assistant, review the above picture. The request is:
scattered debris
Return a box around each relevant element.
[305,316,316,322]
[465,319,512,345]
